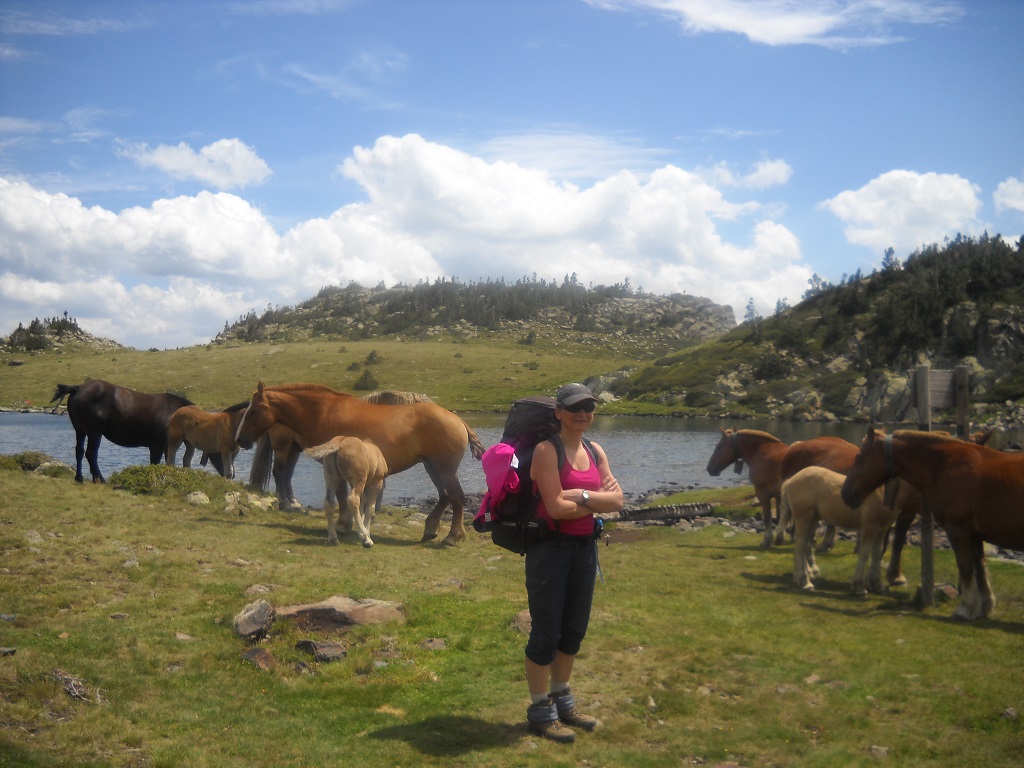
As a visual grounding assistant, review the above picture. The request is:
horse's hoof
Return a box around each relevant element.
[327,538,339,546]
[420,532,438,542]
[888,576,907,587]
[801,584,815,592]
[440,537,460,547]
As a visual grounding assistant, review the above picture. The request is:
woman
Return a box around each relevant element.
[524,382,624,743]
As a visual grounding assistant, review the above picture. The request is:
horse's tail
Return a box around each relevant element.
[249,434,274,491]
[465,422,485,460]
[51,383,79,404]
[778,488,793,532]
[303,441,339,463]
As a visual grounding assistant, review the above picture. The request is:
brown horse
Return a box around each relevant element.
[782,466,902,595]
[706,429,863,548]
[236,382,485,546]
[51,380,192,483]
[304,436,389,548]
[841,427,1024,620]
[166,403,248,480]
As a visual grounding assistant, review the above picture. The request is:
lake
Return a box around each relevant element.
[1,411,1011,508]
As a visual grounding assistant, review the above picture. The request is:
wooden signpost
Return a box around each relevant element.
[909,364,971,607]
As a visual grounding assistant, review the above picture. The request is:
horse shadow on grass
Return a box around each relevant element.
[196,515,425,548]
[369,715,523,756]
[797,594,1024,634]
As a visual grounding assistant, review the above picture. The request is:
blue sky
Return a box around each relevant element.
[1,0,1022,349]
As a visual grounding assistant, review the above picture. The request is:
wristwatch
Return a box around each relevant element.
[580,490,590,505]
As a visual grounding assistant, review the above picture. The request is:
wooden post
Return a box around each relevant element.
[954,365,970,438]
[916,365,931,431]
[914,365,935,607]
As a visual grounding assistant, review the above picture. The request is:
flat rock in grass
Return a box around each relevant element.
[295,640,347,662]
[511,609,532,634]
[233,599,275,640]
[276,596,405,632]
[241,647,276,671]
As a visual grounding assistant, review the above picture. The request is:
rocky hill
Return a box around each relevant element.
[611,235,1024,429]
[215,280,736,356]
[3,314,123,354]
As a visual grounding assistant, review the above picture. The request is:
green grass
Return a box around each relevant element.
[0,335,637,413]
[2,464,1022,767]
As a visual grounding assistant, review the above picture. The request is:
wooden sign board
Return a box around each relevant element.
[909,368,957,410]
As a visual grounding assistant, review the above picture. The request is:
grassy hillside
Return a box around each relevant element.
[622,235,1024,418]
[4,234,1024,421]
[1,464,1022,767]
[0,335,638,413]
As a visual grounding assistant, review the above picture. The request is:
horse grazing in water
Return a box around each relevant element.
[51,380,192,483]
[305,436,388,548]
[842,427,1024,620]
[166,403,248,480]
[782,466,905,595]
[236,382,485,546]
[706,429,863,548]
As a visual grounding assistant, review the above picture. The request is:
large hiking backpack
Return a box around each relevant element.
[473,396,592,555]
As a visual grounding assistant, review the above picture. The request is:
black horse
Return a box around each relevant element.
[51,379,194,483]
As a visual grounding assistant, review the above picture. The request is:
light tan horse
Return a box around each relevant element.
[843,427,1024,620]
[166,402,248,480]
[237,382,485,546]
[782,466,902,596]
[304,437,388,548]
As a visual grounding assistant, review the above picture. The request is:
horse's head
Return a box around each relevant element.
[235,381,274,450]
[841,425,890,508]
[706,427,739,477]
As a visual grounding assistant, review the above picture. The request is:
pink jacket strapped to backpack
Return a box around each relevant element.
[476,442,521,524]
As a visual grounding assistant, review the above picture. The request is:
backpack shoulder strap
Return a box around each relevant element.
[545,435,597,472]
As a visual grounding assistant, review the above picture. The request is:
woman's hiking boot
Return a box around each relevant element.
[551,688,600,731]
[526,698,576,744]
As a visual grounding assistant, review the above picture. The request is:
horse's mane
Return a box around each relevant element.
[265,383,350,396]
[734,429,784,443]
[224,401,250,412]
[894,429,963,445]
[361,390,433,405]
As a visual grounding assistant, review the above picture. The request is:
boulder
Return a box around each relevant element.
[276,596,405,632]
[233,599,275,640]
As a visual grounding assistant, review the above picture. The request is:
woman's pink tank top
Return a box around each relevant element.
[535,447,601,537]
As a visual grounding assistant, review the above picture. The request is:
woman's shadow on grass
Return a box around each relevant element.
[369,715,523,756]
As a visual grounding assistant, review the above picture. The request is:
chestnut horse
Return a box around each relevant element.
[841,427,1024,620]
[166,403,248,480]
[304,436,388,548]
[236,382,485,546]
[249,389,434,512]
[706,429,863,548]
[51,380,192,483]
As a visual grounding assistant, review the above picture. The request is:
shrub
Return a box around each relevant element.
[10,451,52,471]
[109,465,237,497]
[353,369,380,391]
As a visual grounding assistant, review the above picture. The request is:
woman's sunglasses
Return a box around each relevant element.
[562,400,596,413]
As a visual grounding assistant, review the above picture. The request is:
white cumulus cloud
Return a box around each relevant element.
[1,133,819,348]
[118,138,272,189]
[819,170,982,256]
[994,176,1024,214]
